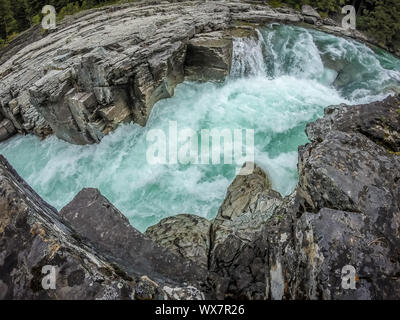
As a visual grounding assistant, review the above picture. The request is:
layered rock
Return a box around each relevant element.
[0,158,213,299]
[0,119,16,142]
[0,0,379,144]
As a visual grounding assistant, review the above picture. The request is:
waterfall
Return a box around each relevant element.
[230,30,267,78]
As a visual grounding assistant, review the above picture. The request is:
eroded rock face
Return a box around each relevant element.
[210,94,400,299]
[185,31,233,81]
[145,214,211,269]
[0,0,377,144]
[210,164,282,260]
[59,188,213,297]
[0,159,212,300]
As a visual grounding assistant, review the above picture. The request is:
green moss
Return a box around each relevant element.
[269,0,283,9]
[388,150,400,156]
[319,12,329,19]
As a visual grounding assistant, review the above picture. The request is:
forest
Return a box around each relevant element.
[0,0,399,52]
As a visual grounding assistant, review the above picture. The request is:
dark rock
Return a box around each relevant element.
[0,157,212,299]
[0,155,136,299]
[210,163,282,262]
[301,5,321,21]
[60,188,211,296]
[304,16,317,25]
[0,119,16,142]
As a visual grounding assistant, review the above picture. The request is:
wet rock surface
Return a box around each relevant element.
[145,214,211,269]
[0,0,376,145]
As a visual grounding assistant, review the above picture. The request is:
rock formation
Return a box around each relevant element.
[0,0,378,144]
[301,4,322,25]
[145,214,212,269]
[0,160,214,299]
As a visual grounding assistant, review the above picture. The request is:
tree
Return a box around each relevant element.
[0,0,18,40]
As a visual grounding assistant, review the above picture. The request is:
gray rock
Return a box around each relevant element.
[2,93,400,299]
[301,5,321,20]
[185,31,233,82]
[211,163,282,247]
[0,156,137,299]
[145,214,211,269]
[0,119,16,142]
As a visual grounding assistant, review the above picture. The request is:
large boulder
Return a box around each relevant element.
[301,5,321,25]
[145,214,212,269]
[184,31,233,82]
[211,163,282,253]
[0,119,16,142]
[0,156,137,299]
[59,188,211,298]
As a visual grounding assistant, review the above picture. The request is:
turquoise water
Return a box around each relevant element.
[1,24,400,232]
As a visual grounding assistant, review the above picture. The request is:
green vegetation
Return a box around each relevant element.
[0,0,399,53]
[282,0,400,52]
[0,0,135,48]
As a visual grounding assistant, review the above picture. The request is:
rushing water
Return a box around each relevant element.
[1,24,400,232]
